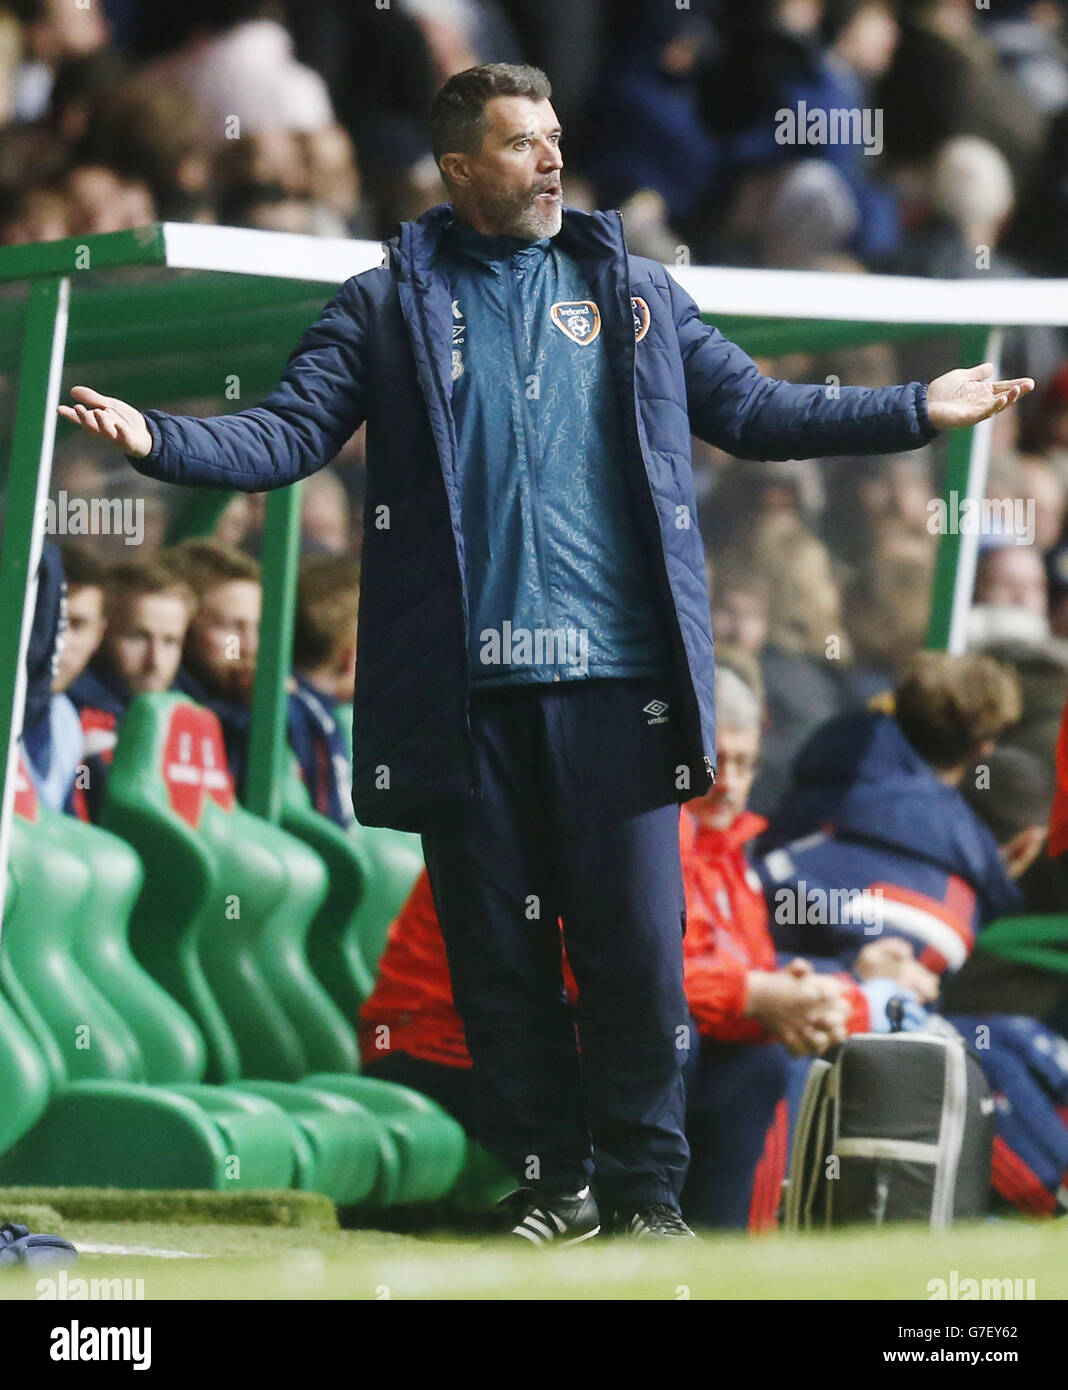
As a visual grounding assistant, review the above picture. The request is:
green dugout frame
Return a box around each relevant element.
[0,222,1058,935]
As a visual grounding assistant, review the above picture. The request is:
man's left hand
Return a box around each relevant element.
[926,363,1034,430]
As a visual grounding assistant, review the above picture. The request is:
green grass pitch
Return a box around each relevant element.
[1,1216,1065,1300]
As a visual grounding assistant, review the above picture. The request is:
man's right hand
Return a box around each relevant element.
[57,386,153,459]
[745,964,851,1056]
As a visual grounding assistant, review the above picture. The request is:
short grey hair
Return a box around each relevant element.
[428,63,552,167]
[715,665,762,734]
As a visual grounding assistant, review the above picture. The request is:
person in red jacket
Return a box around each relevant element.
[679,666,851,1230]
[678,666,940,1229]
[359,869,479,1132]
[360,880,577,1136]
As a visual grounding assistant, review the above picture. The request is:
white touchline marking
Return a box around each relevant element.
[76,1242,213,1259]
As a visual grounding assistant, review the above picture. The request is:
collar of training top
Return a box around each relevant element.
[440,213,551,265]
[389,203,627,290]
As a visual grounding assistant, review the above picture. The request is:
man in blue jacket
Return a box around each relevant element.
[58,63,1033,1244]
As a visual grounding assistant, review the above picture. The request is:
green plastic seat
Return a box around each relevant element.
[281,765,376,1024]
[0,761,296,1190]
[6,812,144,1082]
[280,769,466,1203]
[237,807,361,1076]
[196,799,308,1081]
[43,812,206,1081]
[347,822,426,976]
[0,875,51,1155]
[978,915,1068,975]
[333,703,425,975]
[99,694,398,1205]
[98,726,242,1086]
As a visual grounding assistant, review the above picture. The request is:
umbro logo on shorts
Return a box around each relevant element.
[643,699,669,725]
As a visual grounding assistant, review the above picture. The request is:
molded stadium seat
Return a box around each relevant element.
[978,916,1068,976]
[106,694,463,1203]
[281,768,467,1203]
[282,766,376,1030]
[332,716,517,1213]
[332,704,425,975]
[0,876,51,1155]
[98,695,425,1205]
[0,759,297,1190]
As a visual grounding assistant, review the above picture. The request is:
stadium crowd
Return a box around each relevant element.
[5,0,1068,1229]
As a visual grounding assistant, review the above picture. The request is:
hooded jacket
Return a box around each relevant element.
[131,203,937,831]
[757,710,1023,973]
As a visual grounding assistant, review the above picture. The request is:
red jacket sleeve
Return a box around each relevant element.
[684,951,768,1042]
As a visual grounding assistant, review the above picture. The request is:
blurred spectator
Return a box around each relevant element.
[19,540,78,813]
[679,666,859,1231]
[145,5,333,140]
[875,0,1047,187]
[167,540,261,795]
[841,523,935,698]
[67,557,195,819]
[1009,455,1064,553]
[1046,543,1068,638]
[289,553,358,826]
[759,651,1025,979]
[63,162,154,235]
[698,0,902,265]
[969,625,1068,769]
[0,179,66,243]
[823,450,934,567]
[710,566,770,659]
[300,467,351,555]
[53,542,106,696]
[960,742,1053,879]
[212,495,254,552]
[9,0,108,123]
[79,75,212,221]
[46,48,129,146]
[886,135,1014,282]
[1022,364,1068,486]
[584,0,718,233]
[973,541,1049,619]
[740,512,850,814]
[988,0,1068,118]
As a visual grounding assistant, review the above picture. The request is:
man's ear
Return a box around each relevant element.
[439,153,469,188]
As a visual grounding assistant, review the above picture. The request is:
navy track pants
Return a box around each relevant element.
[420,675,692,1208]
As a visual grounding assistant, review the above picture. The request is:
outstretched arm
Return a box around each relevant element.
[57,276,373,492]
[665,273,1032,459]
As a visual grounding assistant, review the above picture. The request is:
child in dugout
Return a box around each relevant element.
[762,654,1068,1217]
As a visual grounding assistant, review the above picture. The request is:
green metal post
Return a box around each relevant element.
[925,326,998,653]
[244,484,302,822]
[0,276,70,933]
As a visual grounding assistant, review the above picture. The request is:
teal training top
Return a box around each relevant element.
[437,214,671,690]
